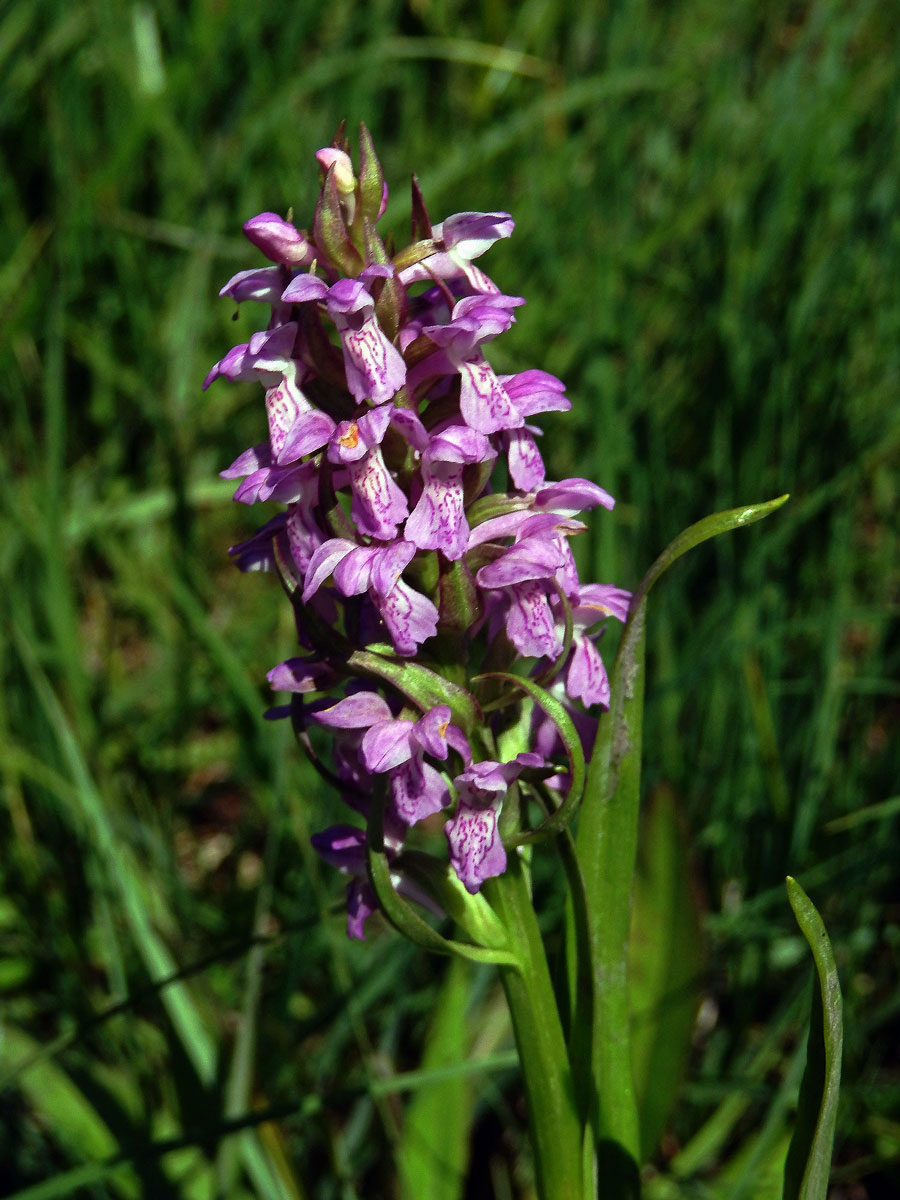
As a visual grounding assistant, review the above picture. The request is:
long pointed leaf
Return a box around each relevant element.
[783,877,843,1200]
[572,495,789,1187]
[629,786,705,1160]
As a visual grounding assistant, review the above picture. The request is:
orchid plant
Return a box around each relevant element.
[206,124,842,1200]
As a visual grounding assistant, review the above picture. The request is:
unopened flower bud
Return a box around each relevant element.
[316,148,356,195]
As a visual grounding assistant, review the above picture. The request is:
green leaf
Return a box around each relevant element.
[572,495,789,1183]
[783,877,843,1200]
[629,786,705,1161]
[397,959,474,1200]
[350,648,483,734]
[630,494,790,612]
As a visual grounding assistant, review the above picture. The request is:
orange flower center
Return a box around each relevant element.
[338,423,360,449]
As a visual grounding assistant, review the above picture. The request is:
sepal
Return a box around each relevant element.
[358,121,387,224]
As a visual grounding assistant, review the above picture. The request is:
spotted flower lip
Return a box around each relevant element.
[445,753,544,893]
[281,270,406,405]
[209,128,626,934]
[405,425,496,560]
[326,406,408,540]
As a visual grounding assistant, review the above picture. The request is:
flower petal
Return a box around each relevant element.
[361,719,416,773]
[391,757,450,825]
[315,692,393,729]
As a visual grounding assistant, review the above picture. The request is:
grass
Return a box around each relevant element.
[1,0,898,1195]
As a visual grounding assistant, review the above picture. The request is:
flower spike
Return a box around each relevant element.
[208,131,627,936]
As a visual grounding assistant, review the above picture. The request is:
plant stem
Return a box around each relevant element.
[485,854,584,1200]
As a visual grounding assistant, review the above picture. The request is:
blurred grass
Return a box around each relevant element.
[0,0,898,1195]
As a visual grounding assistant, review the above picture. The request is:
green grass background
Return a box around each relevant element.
[1,0,898,1196]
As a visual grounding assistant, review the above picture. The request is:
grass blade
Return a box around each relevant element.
[783,877,843,1200]
[397,959,474,1200]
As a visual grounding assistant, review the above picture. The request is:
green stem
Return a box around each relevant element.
[485,855,584,1200]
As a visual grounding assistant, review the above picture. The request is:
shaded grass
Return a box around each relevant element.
[1,0,898,1195]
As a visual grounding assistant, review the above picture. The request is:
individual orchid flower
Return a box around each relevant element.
[315,696,471,826]
[202,321,299,390]
[420,294,526,434]
[303,538,439,657]
[445,753,544,893]
[326,405,408,540]
[475,515,586,659]
[398,211,514,295]
[405,425,496,560]
[281,268,406,405]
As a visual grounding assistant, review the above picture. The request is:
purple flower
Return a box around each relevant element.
[304,538,439,658]
[203,322,299,391]
[243,212,316,268]
[405,426,496,560]
[361,705,469,825]
[554,583,632,707]
[476,516,587,659]
[445,753,543,893]
[281,271,406,405]
[327,405,408,540]
[422,294,526,434]
[399,211,514,294]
